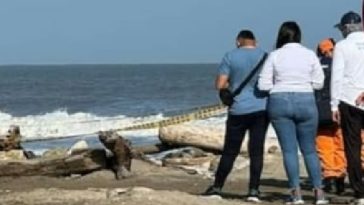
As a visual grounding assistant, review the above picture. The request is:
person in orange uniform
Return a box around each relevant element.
[315,38,346,195]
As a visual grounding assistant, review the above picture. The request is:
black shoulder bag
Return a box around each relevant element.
[219,53,268,107]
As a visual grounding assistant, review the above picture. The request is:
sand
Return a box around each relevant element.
[0,152,355,205]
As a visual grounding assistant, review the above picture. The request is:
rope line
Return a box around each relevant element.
[112,103,226,131]
[22,103,227,142]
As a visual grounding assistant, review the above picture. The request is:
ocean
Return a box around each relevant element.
[0,64,224,154]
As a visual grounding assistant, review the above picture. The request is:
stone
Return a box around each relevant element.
[67,140,89,155]
[0,150,27,160]
[98,131,133,180]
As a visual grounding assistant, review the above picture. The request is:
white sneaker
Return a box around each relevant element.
[246,189,261,203]
[313,188,328,205]
[246,196,261,203]
[286,188,305,205]
[286,199,305,205]
[315,199,329,205]
[355,198,364,205]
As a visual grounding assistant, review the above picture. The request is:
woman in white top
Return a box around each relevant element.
[258,21,327,205]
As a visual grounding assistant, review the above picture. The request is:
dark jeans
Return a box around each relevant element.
[214,111,269,190]
[339,102,364,198]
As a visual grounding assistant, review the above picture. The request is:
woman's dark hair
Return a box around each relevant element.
[275,21,301,49]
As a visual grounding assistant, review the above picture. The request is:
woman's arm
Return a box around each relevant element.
[258,53,274,91]
[311,54,325,90]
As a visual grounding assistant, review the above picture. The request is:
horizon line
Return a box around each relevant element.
[0,62,219,66]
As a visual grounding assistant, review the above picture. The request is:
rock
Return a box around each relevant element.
[67,140,89,155]
[23,150,37,159]
[267,145,279,154]
[160,147,213,167]
[131,187,154,193]
[98,131,133,180]
[42,148,68,159]
[106,188,129,198]
[208,156,220,172]
[0,125,23,151]
[163,147,207,159]
[0,150,27,160]
[162,156,214,167]
[209,155,249,173]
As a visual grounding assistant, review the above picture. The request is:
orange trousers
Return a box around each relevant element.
[316,127,364,178]
[316,126,346,178]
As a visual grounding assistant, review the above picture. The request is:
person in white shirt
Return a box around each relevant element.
[331,11,364,204]
[258,21,327,205]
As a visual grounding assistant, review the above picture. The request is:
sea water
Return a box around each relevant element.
[0,64,223,153]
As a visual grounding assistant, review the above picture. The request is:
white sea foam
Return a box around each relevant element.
[0,109,277,155]
[0,109,166,141]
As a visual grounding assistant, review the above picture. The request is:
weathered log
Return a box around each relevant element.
[0,149,107,177]
[159,124,280,153]
[159,125,227,152]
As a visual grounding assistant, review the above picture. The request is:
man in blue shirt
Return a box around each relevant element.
[204,30,268,203]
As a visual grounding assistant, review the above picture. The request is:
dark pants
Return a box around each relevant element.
[214,111,269,190]
[339,102,364,198]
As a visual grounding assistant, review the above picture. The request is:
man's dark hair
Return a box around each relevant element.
[275,21,301,49]
[237,30,255,40]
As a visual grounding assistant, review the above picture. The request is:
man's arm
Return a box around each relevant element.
[331,44,345,123]
[215,75,229,90]
[216,53,230,90]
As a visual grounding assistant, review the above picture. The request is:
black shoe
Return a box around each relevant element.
[335,177,345,195]
[323,177,335,193]
[202,186,222,196]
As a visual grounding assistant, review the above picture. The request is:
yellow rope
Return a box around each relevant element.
[112,103,227,131]
[23,103,227,142]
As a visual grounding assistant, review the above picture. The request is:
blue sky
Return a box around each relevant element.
[0,0,360,64]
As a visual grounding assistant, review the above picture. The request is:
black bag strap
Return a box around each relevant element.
[232,53,268,97]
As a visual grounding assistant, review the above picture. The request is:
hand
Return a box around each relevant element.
[355,92,364,106]
[332,110,340,124]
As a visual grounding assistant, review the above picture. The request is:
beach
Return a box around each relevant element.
[0,65,354,204]
[0,150,353,205]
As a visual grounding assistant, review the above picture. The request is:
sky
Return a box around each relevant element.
[0,0,361,64]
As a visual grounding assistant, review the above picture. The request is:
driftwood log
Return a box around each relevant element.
[159,125,229,153]
[0,149,107,177]
[159,125,280,154]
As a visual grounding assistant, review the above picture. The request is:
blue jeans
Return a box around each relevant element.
[268,92,322,189]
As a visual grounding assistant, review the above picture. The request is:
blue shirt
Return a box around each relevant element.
[218,47,267,115]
